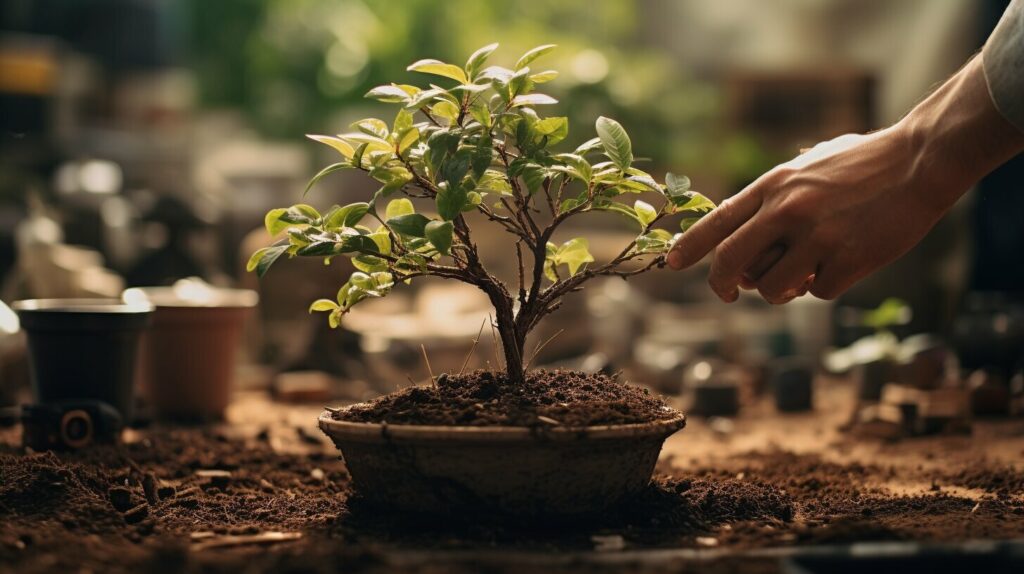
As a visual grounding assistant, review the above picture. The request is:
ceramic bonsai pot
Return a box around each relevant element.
[318,407,685,517]
[123,283,257,420]
[13,299,153,420]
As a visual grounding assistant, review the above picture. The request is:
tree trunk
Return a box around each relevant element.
[488,292,526,385]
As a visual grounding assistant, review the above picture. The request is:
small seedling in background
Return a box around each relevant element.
[248,43,715,385]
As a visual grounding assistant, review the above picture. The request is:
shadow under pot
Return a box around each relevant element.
[124,286,257,421]
[13,299,153,421]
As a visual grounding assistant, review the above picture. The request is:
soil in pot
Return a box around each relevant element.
[322,370,683,517]
[332,369,675,427]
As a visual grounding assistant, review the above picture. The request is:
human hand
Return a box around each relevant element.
[666,57,1024,304]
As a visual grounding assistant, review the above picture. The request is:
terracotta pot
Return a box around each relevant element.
[318,408,686,517]
[13,299,153,419]
[124,286,257,420]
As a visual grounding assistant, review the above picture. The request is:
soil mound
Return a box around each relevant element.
[334,369,676,427]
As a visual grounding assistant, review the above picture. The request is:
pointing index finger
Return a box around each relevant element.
[667,186,762,270]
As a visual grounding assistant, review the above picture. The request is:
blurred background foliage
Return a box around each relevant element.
[184,0,769,181]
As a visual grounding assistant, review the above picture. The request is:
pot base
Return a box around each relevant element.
[319,410,685,517]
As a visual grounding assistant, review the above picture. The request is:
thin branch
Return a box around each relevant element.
[515,241,527,306]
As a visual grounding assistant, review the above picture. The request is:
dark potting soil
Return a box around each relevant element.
[2,427,1024,573]
[334,369,676,427]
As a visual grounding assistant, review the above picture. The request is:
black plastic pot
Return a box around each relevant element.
[13,299,153,420]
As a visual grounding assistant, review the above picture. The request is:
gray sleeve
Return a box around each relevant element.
[984,0,1024,133]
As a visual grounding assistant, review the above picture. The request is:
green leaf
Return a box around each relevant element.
[680,217,700,233]
[352,254,388,273]
[385,198,415,219]
[671,191,716,213]
[635,229,674,253]
[396,127,420,154]
[424,220,454,255]
[309,299,339,313]
[634,200,657,226]
[436,183,469,220]
[465,43,499,78]
[534,117,569,146]
[515,44,557,70]
[365,84,412,103]
[303,162,350,197]
[307,135,354,158]
[468,101,492,127]
[367,228,392,255]
[595,116,633,171]
[511,93,558,107]
[325,202,369,229]
[393,108,413,135]
[264,209,288,235]
[387,213,431,237]
[595,200,641,223]
[530,70,559,83]
[665,172,691,195]
[553,153,593,182]
[351,118,389,139]
[265,204,319,234]
[556,237,594,276]
[407,59,468,84]
[338,132,392,152]
[248,244,288,278]
[430,100,460,123]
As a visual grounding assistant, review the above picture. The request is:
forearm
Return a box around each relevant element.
[900,57,1024,210]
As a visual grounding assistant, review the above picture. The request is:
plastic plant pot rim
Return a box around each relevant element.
[123,287,259,309]
[12,298,154,314]
[318,407,686,444]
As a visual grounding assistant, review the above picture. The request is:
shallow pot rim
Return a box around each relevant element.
[122,287,259,309]
[318,407,686,443]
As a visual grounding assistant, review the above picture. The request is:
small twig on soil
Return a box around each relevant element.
[420,344,436,387]
[404,374,417,388]
[524,329,565,370]
[191,531,303,551]
[458,317,489,376]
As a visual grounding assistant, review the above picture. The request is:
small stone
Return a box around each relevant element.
[124,503,149,524]
[696,536,719,547]
[310,468,325,481]
[108,487,133,512]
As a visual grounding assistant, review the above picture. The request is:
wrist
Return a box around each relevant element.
[898,57,1024,207]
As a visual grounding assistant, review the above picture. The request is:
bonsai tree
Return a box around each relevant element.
[248,43,715,386]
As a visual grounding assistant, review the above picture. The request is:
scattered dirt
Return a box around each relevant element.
[335,369,676,427]
[1,426,1023,573]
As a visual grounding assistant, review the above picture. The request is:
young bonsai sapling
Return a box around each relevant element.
[248,43,715,386]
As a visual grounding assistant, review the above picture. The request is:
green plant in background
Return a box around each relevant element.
[184,0,735,172]
[248,44,715,385]
[862,297,912,333]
